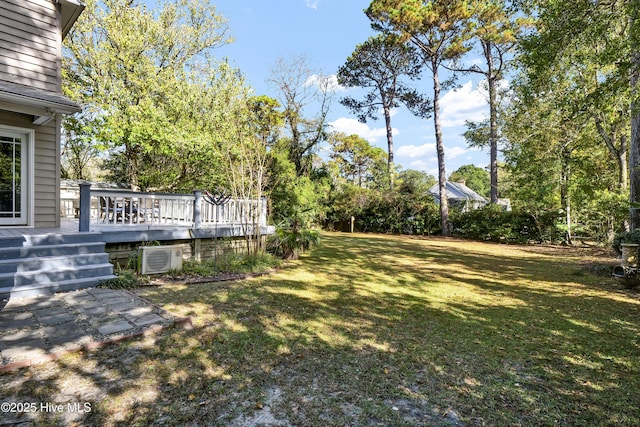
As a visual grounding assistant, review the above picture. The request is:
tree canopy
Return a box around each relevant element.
[367,0,476,236]
[338,33,430,188]
[63,0,232,190]
[57,0,640,244]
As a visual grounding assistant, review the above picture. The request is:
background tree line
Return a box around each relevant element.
[61,0,640,246]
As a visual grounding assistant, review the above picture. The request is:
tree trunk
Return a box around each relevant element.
[631,112,640,230]
[593,114,628,189]
[629,6,640,229]
[433,63,450,236]
[125,142,140,191]
[620,134,629,190]
[384,105,395,189]
[484,40,499,204]
[561,146,572,244]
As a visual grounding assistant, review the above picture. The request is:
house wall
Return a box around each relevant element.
[0,110,60,227]
[0,0,60,91]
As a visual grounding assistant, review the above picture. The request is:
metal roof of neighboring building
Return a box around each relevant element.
[428,181,487,203]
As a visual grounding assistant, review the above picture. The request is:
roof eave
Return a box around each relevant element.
[58,0,85,40]
[0,90,81,115]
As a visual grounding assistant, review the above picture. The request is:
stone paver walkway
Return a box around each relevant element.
[0,288,180,371]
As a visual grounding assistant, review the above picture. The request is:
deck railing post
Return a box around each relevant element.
[193,190,202,229]
[260,196,267,226]
[78,182,91,232]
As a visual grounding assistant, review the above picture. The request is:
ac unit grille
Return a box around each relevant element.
[139,245,183,275]
[147,251,170,271]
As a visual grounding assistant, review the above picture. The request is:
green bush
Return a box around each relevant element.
[451,205,563,243]
[612,229,640,255]
[99,269,148,289]
[178,252,282,276]
[268,226,320,260]
[325,187,441,235]
[570,189,628,244]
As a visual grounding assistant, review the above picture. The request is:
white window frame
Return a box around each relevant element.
[0,125,34,226]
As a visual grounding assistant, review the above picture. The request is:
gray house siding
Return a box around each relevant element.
[0,110,60,228]
[0,0,59,92]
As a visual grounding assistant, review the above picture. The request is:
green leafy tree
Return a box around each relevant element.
[63,0,231,190]
[633,2,640,228]
[249,95,284,147]
[367,0,475,236]
[61,113,103,180]
[220,94,280,255]
[449,164,490,197]
[518,0,629,190]
[337,33,430,188]
[503,62,624,243]
[268,144,327,240]
[456,0,523,203]
[397,169,437,195]
[328,133,388,188]
[100,61,247,192]
[517,0,639,227]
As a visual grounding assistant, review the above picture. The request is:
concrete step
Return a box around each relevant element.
[0,232,103,248]
[0,232,116,299]
[0,275,118,300]
[0,263,114,288]
[0,242,107,260]
[0,253,111,274]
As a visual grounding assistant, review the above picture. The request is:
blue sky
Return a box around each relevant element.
[208,1,492,178]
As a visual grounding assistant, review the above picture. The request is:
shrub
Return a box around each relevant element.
[268,226,320,260]
[178,252,282,276]
[612,229,640,255]
[451,205,563,243]
[325,187,441,235]
[99,269,148,289]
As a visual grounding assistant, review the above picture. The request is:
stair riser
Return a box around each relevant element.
[0,253,110,274]
[0,243,106,260]
[0,233,103,248]
[0,275,118,299]
[0,265,114,288]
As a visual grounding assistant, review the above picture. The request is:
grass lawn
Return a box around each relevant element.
[2,232,639,426]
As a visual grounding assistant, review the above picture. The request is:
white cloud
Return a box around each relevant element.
[439,79,511,127]
[397,143,476,161]
[446,145,476,160]
[404,159,439,176]
[305,74,347,92]
[440,80,488,127]
[396,142,480,176]
[409,160,428,169]
[306,0,319,9]
[397,143,435,159]
[408,159,434,170]
[329,117,392,142]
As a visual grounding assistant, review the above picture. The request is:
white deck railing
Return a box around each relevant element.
[75,185,267,231]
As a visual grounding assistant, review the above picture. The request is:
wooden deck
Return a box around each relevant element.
[0,219,274,244]
[0,219,80,238]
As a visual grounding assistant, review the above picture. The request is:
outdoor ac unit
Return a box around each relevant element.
[139,245,183,275]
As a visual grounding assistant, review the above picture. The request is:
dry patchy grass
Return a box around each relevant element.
[1,232,639,426]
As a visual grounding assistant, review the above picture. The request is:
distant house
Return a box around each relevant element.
[0,0,84,228]
[428,181,488,212]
